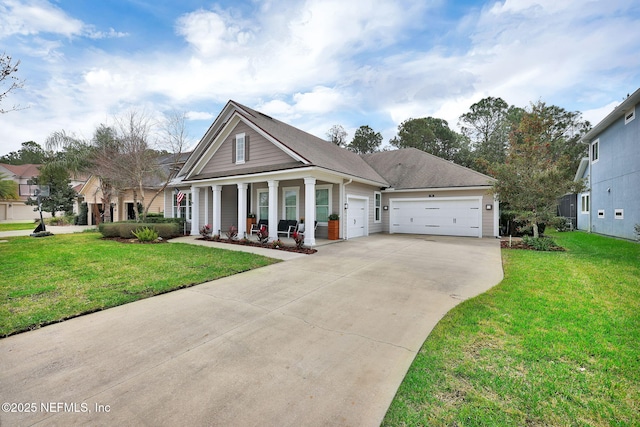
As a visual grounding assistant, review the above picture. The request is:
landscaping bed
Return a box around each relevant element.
[197,236,317,254]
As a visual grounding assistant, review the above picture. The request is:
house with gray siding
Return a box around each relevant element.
[166,101,498,244]
[576,88,640,240]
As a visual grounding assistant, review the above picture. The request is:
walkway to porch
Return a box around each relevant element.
[170,235,341,260]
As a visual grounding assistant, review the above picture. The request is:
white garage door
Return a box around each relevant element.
[347,197,367,239]
[390,198,481,237]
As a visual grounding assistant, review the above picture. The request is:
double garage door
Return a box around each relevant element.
[390,198,481,237]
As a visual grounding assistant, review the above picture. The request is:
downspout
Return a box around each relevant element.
[587,155,592,233]
[342,179,353,240]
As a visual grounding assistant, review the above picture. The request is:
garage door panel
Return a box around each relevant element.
[391,199,480,237]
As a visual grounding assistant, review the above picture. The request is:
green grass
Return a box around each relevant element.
[0,222,37,231]
[0,232,278,337]
[383,231,640,426]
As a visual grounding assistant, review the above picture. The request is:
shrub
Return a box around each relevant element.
[99,222,180,239]
[256,225,269,244]
[200,224,212,237]
[635,224,640,242]
[132,227,159,242]
[271,239,283,248]
[292,230,304,248]
[225,225,238,240]
[522,235,559,251]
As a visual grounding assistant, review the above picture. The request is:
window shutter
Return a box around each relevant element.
[245,135,250,161]
[231,138,236,163]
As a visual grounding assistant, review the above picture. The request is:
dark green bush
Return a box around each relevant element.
[522,235,559,251]
[99,222,180,239]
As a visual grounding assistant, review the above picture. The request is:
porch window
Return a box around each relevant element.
[173,191,192,220]
[374,191,381,223]
[257,189,269,221]
[315,185,332,224]
[283,187,298,220]
[235,133,246,164]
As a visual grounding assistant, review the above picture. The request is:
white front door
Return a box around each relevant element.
[347,197,367,239]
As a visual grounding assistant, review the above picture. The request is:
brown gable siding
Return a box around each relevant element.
[199,122,296,177]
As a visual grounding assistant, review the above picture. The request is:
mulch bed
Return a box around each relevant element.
[197,237,317,254]
[102,237,168,244]
[500,238,565,251]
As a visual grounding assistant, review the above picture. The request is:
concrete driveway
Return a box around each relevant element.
[0,234,502,427]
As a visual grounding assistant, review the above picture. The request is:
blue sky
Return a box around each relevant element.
[1,0,639,156]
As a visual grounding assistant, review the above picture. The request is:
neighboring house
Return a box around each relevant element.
[167,101,498,245]
[576,88,640,240]
[0,163,42,221]
[78,152,190,225]
[0,162,89,222]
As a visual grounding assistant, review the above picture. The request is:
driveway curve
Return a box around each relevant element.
[0,234,502,427]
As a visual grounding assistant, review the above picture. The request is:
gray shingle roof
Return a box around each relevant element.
[232,101,389,185]
[362,148,494,189]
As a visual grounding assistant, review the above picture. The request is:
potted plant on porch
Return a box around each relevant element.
[246,213,256,234]
[328,213,340,240]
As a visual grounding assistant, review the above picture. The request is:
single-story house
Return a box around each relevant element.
[576,87,640,240]
[78,153,189,225]
[166,101,498,245]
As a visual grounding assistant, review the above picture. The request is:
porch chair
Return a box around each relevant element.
[250,219,268,235]
[277,220,298,238]
[296,221,318,233]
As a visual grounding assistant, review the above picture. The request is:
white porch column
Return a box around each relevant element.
[190,186,200,236]
[211,185,221,236]
[237,183,248,237]
[303,177,316,246]
[268,180,279,241]
[204,186,210,228]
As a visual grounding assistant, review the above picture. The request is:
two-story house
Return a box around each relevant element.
[576,88,640,240]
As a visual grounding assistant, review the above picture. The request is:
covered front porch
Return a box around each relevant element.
[180,169,345,247]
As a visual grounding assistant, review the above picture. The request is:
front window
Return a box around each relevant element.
[315,186,331,223]
[283,188,298,220]
[374,192,381,223]
[236,133,245,164]
[173,191,192,220]
[257,189,269,221]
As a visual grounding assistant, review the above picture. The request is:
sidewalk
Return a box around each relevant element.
[0,225,96,238]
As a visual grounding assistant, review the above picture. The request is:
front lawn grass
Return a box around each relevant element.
[0,232,278,337]
[0,222,37,232]
[383,231,639,426]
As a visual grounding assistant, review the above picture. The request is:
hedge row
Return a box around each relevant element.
[98,222,181,239]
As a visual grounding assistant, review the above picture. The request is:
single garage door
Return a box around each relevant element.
[390,198,481,237]
[347,197,367,239]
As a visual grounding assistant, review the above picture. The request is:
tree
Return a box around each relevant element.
[0,173,18,200]
[25,164,76,217]
[389,117,463,162]
[1,52,24,114]
[492,104,584,238]
[326,124,348,147]
[459,97,511,174]
[347,125,382,154]
[0,141,46,165]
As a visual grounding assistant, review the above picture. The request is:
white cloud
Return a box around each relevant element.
[1,0,639,155]
[0,0,84,38]
[186,111,215,121]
